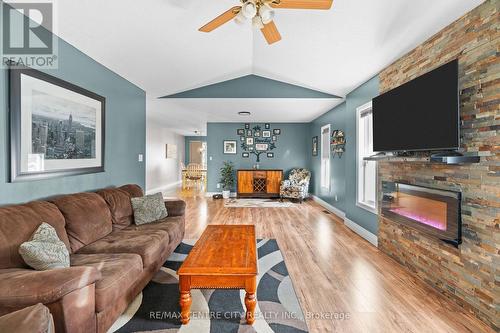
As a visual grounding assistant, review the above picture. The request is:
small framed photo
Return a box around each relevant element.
[246,137,254,145]
[262,130,271,138]
[166,144,177,159]
[265,123,270,129]
[312,136,318,156]
[254,131,261,137]
[223,140,237,154]
[267,152,274,158]
[273,129,281,135]
[246,130,252,136]
[245,123,250,129]
[255,143,269,151]
[242,152,249,158]
[237,129,245,135]
[240,136,245,141]
[272,135,277,141]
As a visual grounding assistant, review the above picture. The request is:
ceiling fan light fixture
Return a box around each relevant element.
[252,15,264,29]
[234,10,248,25]
[259,4,274,24]
[241,1,257,19]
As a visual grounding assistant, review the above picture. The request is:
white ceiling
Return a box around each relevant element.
[55,0,483,135]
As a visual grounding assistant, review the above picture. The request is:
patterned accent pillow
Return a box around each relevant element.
[131,192,168,225]
[19,223,70,270]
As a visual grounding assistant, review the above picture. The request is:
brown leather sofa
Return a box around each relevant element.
[0,184,186,333]
[0,303,54,333]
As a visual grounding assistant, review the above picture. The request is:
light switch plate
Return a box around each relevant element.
[138,154,143,162]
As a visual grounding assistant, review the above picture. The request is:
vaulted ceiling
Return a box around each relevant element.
[55,0,483,135]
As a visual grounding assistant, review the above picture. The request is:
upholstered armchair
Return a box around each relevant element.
[280,168,311,202]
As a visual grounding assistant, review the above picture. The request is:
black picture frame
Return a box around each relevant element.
[240,136,245,141]
[9,63,106,182]
[265,123,270,129]
[246,130,252,137]
[245,123,250,129]
[254,131,261,137]
[223,140,237,154]
[237,129,245,135]
[272,135,277,141]
[273,129,281,135]
[267,152,274,158]
[312,136,318,156]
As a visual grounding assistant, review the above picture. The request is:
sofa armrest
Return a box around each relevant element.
[0,267,101,308]
[164,199,186,217]
[0,303,53,333]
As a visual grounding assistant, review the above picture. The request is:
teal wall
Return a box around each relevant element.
[309,76,379,235]
[206,123,309,192]
[0,9,146,205]
[308,102,347,212]
[184,136,207,165]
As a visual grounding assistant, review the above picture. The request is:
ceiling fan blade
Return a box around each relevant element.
[269,0,333,9]
[199,6,241,32]
[261,21,282,44]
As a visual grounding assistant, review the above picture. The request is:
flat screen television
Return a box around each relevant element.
[373,59,459,152]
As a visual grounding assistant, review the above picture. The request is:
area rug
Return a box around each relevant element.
[224,198,293,208]
[109,239,308,333]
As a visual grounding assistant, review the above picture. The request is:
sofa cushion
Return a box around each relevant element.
[163,199,186,217]
[96,188,134,230]
[131,193,168,225]
[126,216,185,246]
[70,253,143,312]
[51,193,113,252]
[19,223,70,270]
[0,201,71,269]
[76,229,169,268]
[119,184,144,198]
[0,266,100,307]
[0,303,54,333]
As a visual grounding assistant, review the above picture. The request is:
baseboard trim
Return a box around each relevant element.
[146,181,181,195]
[344,217,378,247]
[311,195,346,219]
[312,195,378,247]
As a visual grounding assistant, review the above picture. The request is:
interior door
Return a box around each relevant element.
[266,170,283,194]
[238,171,254,194]
[189,141,202,164]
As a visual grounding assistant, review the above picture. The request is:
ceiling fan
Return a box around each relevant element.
[199,0,333,44]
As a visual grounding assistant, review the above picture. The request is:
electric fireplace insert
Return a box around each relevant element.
[381,181,461,246]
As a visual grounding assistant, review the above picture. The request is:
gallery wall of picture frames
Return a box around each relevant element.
[236,123,280,162]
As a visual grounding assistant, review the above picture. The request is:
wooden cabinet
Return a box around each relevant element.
[237,170,283,198]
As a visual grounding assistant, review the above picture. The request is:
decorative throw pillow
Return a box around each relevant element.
[19,223,70,270]
[131,192,168,225]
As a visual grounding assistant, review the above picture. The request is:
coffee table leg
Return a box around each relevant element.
[179,276,192,325]
[245,277,257,325]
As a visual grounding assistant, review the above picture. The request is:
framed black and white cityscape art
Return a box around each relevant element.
[223,140,237,154]
[9,64,105,182]
[262,130,271,138]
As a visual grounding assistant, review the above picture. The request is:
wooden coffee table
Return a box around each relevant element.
[177,225,258,325]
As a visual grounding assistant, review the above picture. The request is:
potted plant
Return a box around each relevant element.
[220,161,235,199]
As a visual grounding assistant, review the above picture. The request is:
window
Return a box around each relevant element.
[320,124,330,191]
[356,101,377,213]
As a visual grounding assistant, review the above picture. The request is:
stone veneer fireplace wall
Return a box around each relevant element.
[377,1,498,330]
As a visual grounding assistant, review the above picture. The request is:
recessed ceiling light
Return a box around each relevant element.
[238,111,251,116]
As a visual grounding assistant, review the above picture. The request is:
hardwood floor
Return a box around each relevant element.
[171,189,494,333]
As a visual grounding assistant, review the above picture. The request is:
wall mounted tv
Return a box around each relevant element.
[373,59,459,152]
